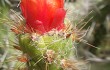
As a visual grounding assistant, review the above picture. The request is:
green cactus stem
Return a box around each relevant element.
[18,30,75,70]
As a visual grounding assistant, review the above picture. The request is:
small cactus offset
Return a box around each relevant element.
[10,0,86,70]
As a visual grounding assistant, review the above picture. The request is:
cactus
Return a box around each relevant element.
[10,0,86,70]
[17,30,75,70]
[11,22,80,70]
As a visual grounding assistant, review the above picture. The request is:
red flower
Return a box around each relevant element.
[20,0,66,34]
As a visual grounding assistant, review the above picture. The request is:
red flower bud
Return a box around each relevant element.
[20,0,66,34]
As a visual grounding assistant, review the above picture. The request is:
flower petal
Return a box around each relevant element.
[26,20,46,34]
[50,8,66,30]
[20,0,65,34]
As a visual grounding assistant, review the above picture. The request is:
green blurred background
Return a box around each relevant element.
[0,0,110,70]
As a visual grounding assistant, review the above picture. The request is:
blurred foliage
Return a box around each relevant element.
[84,0,110,55]
[66,0,110,70]
[0,0,10,45]
[66,0,110,56]
[0,0,10,69]
[0,0,17,69]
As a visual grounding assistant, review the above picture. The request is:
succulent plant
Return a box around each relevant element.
[10,0,86,70]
